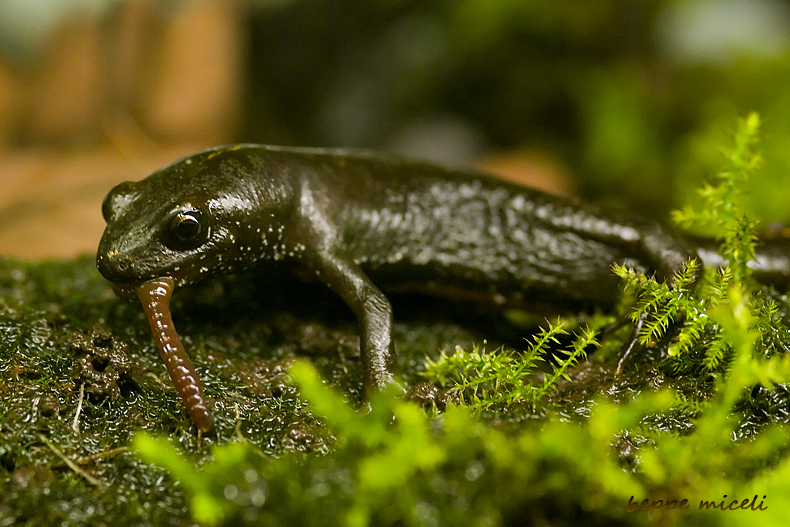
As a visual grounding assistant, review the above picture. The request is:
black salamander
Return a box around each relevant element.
[96,144,790,431]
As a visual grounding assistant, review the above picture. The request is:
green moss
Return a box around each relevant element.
[132,355,790,526]
[420,319,599,410]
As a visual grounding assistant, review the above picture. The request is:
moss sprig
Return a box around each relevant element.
[421,319,596,410]
[672,112,763,284]
[613,113,778,376]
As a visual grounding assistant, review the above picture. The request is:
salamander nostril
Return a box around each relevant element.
[96,250,135,283]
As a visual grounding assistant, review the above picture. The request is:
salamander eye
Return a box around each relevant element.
[165,209,209,250]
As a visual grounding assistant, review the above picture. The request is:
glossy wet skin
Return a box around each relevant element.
[97,144,790,431]
[98,146,295,289]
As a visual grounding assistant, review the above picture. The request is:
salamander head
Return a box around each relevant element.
[96,145,291,292]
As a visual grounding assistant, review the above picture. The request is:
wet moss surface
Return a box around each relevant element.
[1,256,789,526]
[0,256,493,525]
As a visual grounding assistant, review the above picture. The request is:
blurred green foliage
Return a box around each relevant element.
[135,351,789,526]
[244,0,790,219]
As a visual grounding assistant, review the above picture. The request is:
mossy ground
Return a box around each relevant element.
[3,253,788,526]
[0,255,500,525]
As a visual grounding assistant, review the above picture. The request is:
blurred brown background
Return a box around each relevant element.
[2,0,790,259]
[0,0,243,258]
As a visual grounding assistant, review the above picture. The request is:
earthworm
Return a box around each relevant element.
[136,277,214,432]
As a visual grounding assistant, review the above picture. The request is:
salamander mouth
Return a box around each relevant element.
[108,268,192,300]
[111,282,140,300]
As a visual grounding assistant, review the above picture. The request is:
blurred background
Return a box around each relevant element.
[2,0,790,259]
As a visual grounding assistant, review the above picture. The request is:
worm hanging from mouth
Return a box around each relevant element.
[135,277,214,432]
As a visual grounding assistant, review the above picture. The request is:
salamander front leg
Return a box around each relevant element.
[312,251,402,395]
